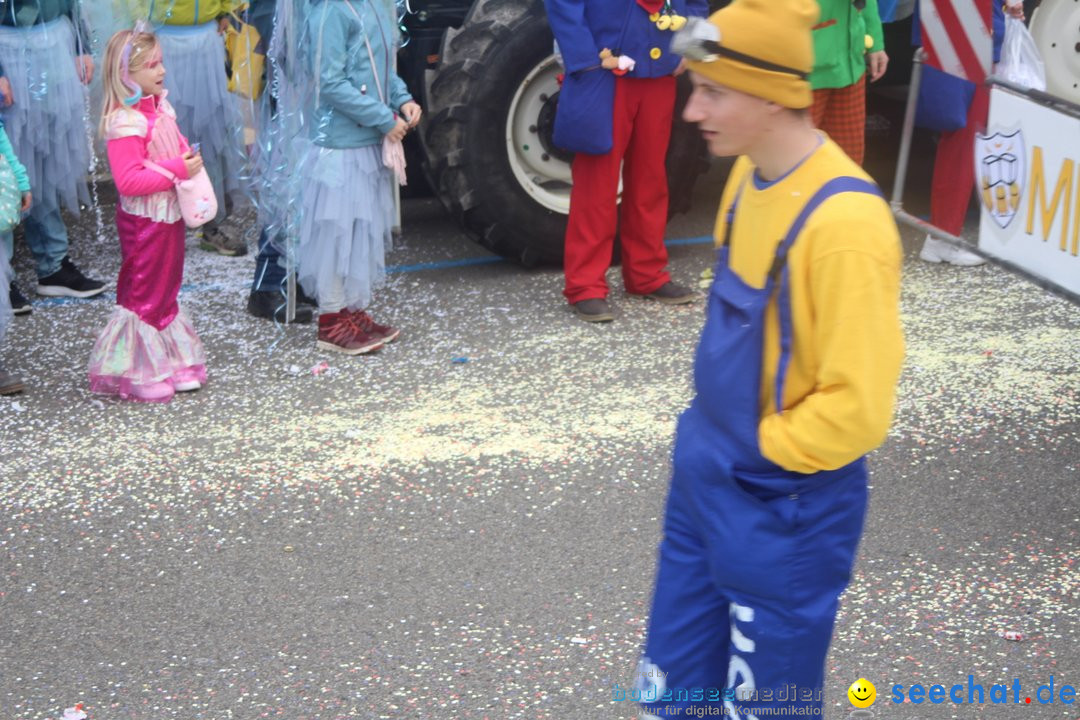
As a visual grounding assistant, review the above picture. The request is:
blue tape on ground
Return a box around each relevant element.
[29,235,713,307]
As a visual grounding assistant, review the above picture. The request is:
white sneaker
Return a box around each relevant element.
[919,235,986,266]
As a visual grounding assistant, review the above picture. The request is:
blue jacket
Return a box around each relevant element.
[545,0,709,77]
[306,0,413,149]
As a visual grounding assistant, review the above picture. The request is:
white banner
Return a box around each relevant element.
[978,86,1080,296]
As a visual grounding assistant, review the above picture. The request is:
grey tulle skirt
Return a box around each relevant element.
[0,18,91,215]
[157,22,245,214]
[296,144,394,311]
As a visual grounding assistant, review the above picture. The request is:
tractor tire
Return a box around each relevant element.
[422,0,706,266]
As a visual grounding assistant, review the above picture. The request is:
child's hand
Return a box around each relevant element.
[0,77,12,107]
[183,151,204,178]
[20,191,31,212]
[386,116,408,143]
[401,101,423,129]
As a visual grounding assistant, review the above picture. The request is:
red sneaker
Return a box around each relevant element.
[351,309,400,344]
[317,311,385,355]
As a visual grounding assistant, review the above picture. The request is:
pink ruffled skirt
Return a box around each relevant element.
[87,305,207,403]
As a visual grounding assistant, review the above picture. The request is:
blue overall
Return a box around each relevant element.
[639,177,881,718]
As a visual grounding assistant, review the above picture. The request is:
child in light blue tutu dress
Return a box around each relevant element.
[299,0,420,354]
[0,114,30,395]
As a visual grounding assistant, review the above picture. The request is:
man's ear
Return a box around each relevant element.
[763,101,785,116]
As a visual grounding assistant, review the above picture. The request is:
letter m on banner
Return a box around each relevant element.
[919,0,992,82]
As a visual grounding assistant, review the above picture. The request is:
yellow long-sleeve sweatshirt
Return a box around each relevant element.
[712,138,904,474]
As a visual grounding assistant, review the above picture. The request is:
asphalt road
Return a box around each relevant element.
[1,124,1077,720]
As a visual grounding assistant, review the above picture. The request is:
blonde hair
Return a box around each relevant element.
[99,29,162,136]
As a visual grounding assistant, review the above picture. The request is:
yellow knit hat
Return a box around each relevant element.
[680,0,818,109]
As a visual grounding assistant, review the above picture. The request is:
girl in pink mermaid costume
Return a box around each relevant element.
[87,27,207,403]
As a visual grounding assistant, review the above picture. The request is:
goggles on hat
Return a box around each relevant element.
[671,17,808,80]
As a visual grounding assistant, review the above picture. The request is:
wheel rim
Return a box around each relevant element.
[506,55,574,214]
[1028,0,1080,104]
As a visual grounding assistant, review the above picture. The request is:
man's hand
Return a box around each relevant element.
[386,116,408,143]
[1004,2,1025,20]
[400,101,422,129]
[0,77,12,107]
[218,16,232,33]
[76,55,94,85]
[867,51,888,82]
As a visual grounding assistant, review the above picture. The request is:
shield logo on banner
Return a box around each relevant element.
[975,128,1026,230]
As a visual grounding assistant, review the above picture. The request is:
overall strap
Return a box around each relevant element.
[719,175,750,263]
[773,176,882,414]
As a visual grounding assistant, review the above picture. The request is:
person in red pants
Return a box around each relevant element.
[809,0,889,166]
[546,0,707,322]
[918,0,1023,265]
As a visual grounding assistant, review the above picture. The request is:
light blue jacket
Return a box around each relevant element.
[0,121,30,193]
[306,0,413,148]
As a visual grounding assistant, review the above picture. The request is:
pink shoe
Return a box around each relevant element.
[173,369,203,392]
[128,381,175,403]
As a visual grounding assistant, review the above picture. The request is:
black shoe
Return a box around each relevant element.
[0,364,24,395]
[36,257,107,299]
[573,298,614,323]
[247,290,314,324]
[637,281,697,305]
[9,282,31,315]
[296,284,318,308]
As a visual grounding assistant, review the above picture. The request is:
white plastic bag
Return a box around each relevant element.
[998,15,1046,91]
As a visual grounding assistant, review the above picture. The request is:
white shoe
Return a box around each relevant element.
[919,235,986,266]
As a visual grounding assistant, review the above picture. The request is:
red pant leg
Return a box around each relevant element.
[930,83,990,236]
[563,76,635,303]
[619,76,675,295]
[816,77,866,165]
[811,87,831,129]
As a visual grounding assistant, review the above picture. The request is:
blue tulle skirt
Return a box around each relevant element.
[296,144,394,311]
[0,18,91,215]
[157,22,245,215]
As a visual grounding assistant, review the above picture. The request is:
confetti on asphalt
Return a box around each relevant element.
[1,197,1077,719]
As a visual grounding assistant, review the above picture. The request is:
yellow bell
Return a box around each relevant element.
[655,14,671,30]
[864,34,873,50]
[649,12,660,22]
[669,14,687,30]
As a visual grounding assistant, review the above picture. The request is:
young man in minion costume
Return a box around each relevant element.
[637,0,903,716]
[545,0,707,322]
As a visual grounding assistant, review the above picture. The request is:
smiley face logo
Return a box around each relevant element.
[848,678,876,708]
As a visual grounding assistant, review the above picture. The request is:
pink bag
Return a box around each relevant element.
[143,160,218,228]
